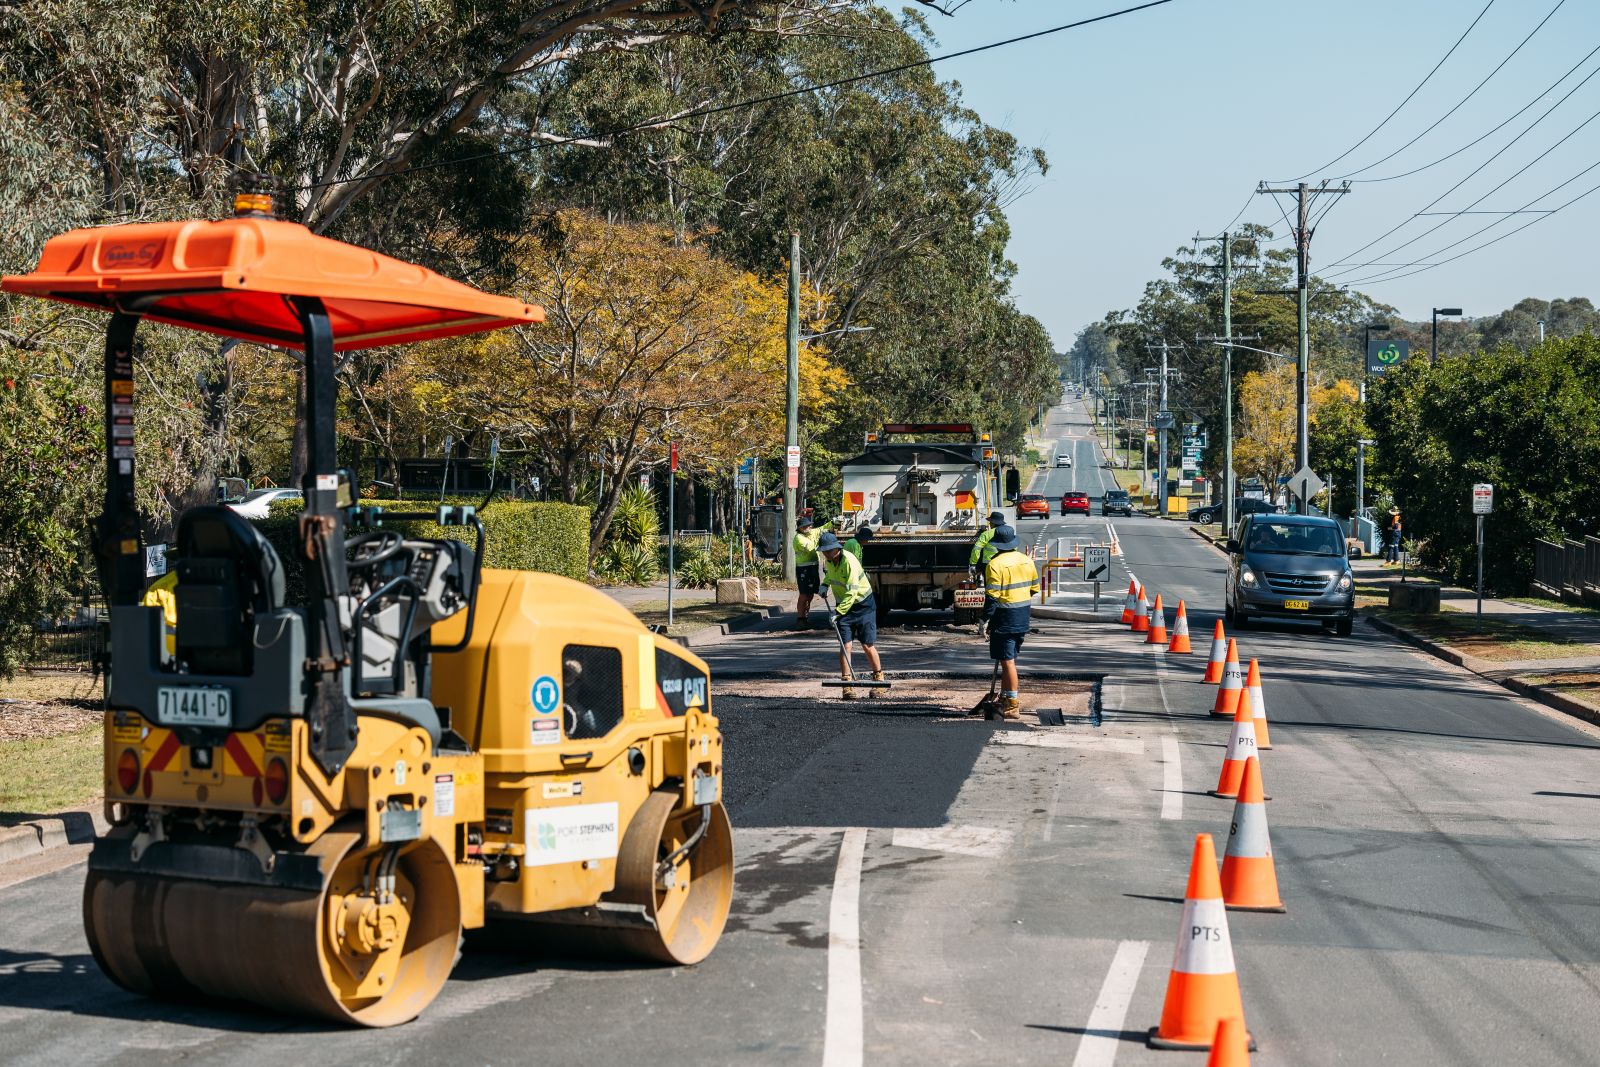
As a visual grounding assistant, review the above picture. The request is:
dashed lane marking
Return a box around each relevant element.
[1160,736,1183,821]
[823,826,867,1067]
[1070,939,1152,1067]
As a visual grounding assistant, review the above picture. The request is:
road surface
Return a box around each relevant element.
[4,396,1599,1065]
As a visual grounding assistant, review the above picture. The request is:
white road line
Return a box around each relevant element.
[992,732,1146,755]
[1070,939,1152,1067]
[1152,652,1182,820]
[823,826,867,1067]
[1160,736,1183,821]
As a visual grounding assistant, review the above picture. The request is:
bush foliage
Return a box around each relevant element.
[1368,335,1600,593]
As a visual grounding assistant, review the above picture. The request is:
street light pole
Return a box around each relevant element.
[1356,437,1374,539]
[1221,233,1235,534]
[1431,307,1462,366]
[783,233,799,583]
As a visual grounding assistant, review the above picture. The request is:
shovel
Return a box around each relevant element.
[816,589,892,692]
[970,659,1002,718]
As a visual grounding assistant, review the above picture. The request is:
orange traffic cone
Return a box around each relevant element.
[1210,639,1243,718]
[1245,659,1271,749]
[1210,689,1260,799]
[1202,621,1228,682]
[1146,594,1169,645]
[1121,580,1138,625]
[1206,1017,1252,1065]
[1132,586,1151,633]
[1168,600,1193,654]
[1148,833,1253,1051]
[1220,757,1283,913]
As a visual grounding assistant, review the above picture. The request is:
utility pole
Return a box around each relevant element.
[1194,231,1246,533]
[1141,346,1180,516]
[1257,181,1350,510]
[782,233,799,583]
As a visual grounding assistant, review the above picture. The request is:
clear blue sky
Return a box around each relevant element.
[918,0,1600,349]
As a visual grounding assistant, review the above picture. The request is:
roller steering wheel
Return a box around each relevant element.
[345,529,405,569]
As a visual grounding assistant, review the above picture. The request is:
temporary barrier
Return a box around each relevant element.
[1220,757,1283,913]
[1148,833,1253,1050]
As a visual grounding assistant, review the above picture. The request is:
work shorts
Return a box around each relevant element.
[797,563,820,596]
[989,630,1025,662]
[836,597,878,646]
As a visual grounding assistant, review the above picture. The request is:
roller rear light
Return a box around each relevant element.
[264,758,290,805]
[115,749,140,795]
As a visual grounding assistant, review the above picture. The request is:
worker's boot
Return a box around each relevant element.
[867,670,886,699]
[840,675,857,700]
[999,695,1022,721]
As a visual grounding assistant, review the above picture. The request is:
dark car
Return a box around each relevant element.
[1102,490,1133,516]
[1189,496,1280,525]
[1060,491,1091,516]
[1016,493,1050,519]
[1224,514,1354,636]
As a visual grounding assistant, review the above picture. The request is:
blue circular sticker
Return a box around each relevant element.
[531,675,560,714]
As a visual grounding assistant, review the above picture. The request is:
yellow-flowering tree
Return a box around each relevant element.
[1235,362,1363,501]
[426,211,845,549]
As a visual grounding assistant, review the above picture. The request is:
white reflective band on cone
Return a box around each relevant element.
[1170,897,1237,975]
[1227,801,1272,859]
[1224,721,1258,761]
[1221,661,1243,685]
[1249,685,1265,715]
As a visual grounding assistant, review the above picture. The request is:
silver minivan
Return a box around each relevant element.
[1225,513,1355,636]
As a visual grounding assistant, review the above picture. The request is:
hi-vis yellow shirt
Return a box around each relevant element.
[141,570,178,655]
[984,549,1039,605]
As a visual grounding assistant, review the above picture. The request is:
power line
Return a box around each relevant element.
[1358,42,1600,184]
[1321,68,1600,275]
[1335,0,1565,181]
[1342,156,1600,286]
[1343,171,1600,287]
[1270,0,1495,182]
[296,0,1180,194]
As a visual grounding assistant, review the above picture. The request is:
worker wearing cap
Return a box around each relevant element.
[968,510,1008,575]
[819,531,885,699]
[792,513,833,628]
[843,525,874,561]
[981,524,1039,720]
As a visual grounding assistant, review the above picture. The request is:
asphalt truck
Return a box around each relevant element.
[835,423,1018,624]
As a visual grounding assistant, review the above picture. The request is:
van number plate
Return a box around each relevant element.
[157,686,233,727]
[1282,599,1310,611]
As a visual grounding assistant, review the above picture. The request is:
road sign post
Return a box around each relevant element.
[1288,463,1325,514]
[1084,545,1110,611]
[1473,483,1493,616]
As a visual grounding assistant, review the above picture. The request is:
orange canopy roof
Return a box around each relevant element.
[1,216,543,351]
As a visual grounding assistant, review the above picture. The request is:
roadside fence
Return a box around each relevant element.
[1533,537,1600,604]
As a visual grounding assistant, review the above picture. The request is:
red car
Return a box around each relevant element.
[1060,491,1091,516]
[1016,493,1050,519]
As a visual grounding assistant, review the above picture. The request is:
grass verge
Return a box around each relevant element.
[0,726,102,816]
[1520,672,1600,710]
[1373,609,1600,662]
[1504,596,1600,616]
[630,599,768,638]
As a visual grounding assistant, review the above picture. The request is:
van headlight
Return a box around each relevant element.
[1240,565,1258,588]
[1337,572,1353,591]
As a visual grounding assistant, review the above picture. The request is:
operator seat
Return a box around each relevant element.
[174,505,287,676]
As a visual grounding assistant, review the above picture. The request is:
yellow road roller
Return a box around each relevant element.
[1,191,733,1026]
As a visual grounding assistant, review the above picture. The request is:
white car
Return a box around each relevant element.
[1055,453,1073,468]
[226,487,303,519]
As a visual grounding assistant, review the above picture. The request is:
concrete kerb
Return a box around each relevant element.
[0,807,108,864]
[1364,613,1600,730]
[1187,525,1229,555]
[675,604,785,648]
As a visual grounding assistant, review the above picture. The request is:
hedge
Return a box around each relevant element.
[257,497,590,605]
